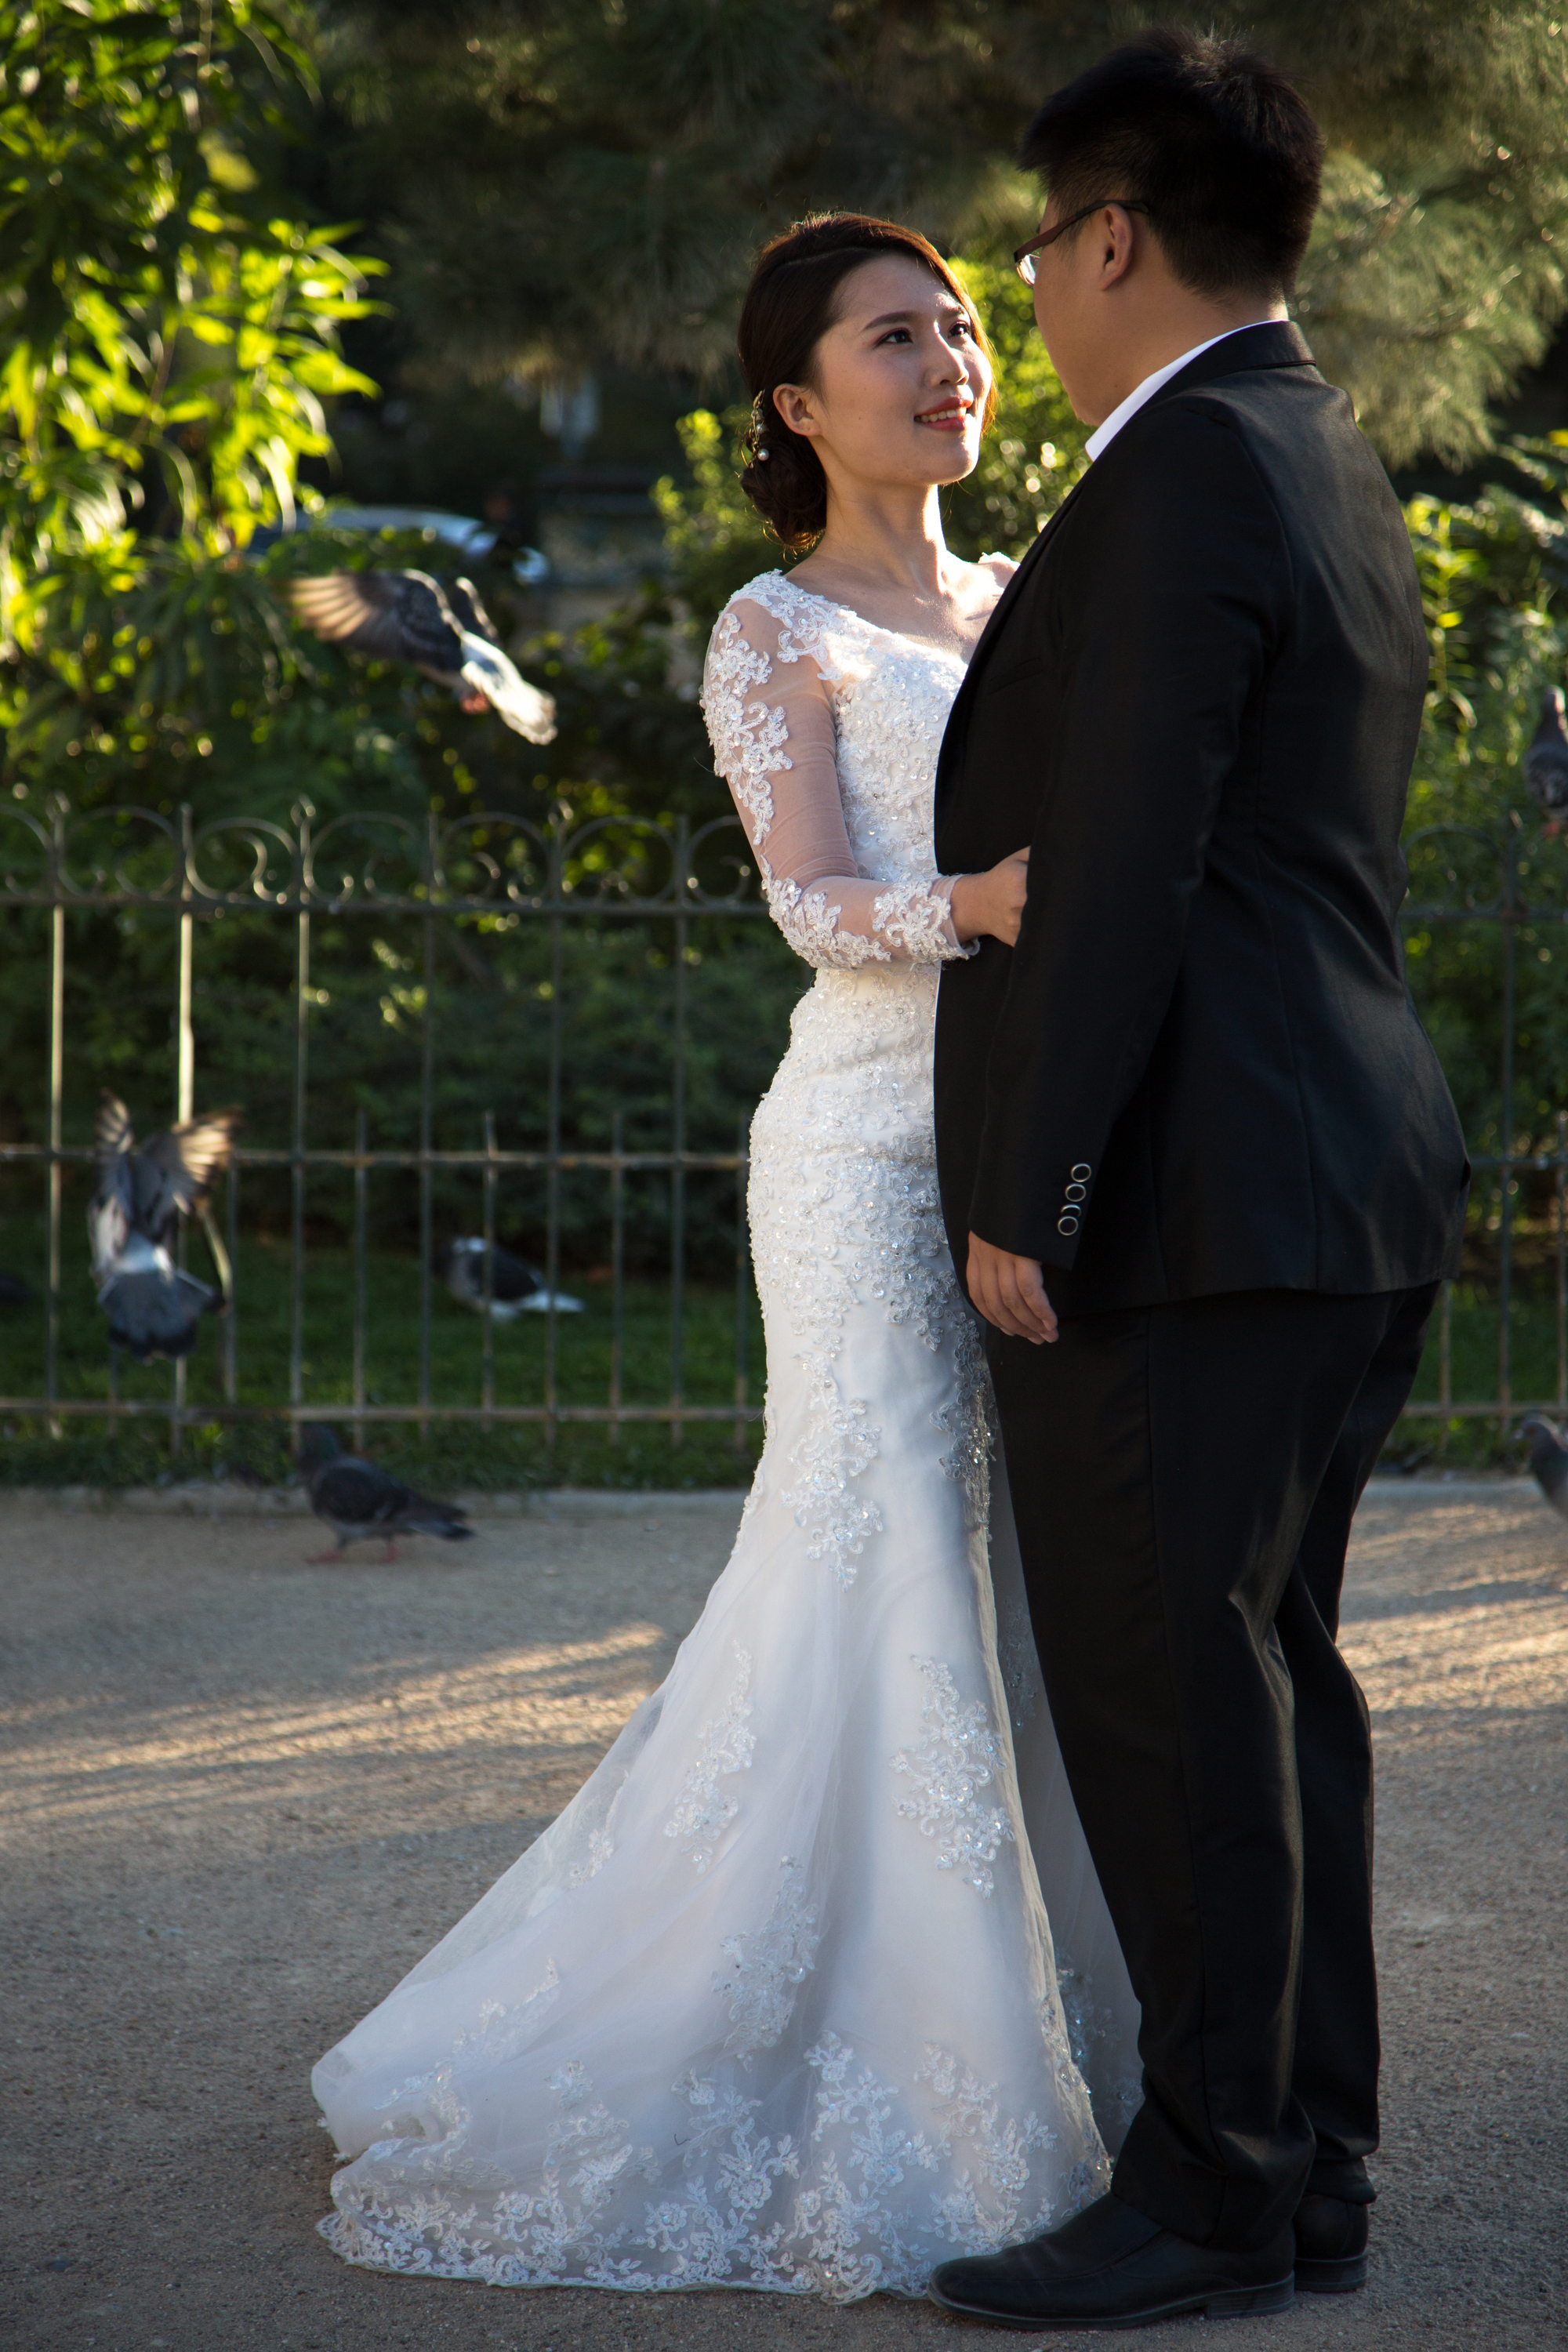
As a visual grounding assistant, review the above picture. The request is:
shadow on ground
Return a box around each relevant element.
[2,1486,1563,2350]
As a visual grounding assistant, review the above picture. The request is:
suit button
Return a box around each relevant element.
[1058,1214,1080,1236]
[1070,1163,1092,1180]
[1065,1182,1087,1203]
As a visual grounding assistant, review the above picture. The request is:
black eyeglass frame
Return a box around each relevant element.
[1014,200,1152,285]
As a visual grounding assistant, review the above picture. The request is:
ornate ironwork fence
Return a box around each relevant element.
[1399,818,1568,1436]
[0,796,778,1457]
[1,796,1561,1465]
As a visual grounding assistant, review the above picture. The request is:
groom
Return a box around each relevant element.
[931,28,1468,2333]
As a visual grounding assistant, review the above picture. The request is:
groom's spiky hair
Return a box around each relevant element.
[1020,27,1323,299]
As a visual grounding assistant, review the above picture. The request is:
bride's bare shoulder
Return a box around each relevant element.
[975,550,1019,590]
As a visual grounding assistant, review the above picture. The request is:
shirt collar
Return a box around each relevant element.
[1083,320,1283,463]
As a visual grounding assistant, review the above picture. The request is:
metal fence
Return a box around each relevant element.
[1399,817,1568,1436]
[0,796,776,1456]
[2,795,1563,1461]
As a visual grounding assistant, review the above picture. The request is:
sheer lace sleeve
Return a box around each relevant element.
[701,592,973,970]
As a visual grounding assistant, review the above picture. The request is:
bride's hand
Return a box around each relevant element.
[949,848,1030,946]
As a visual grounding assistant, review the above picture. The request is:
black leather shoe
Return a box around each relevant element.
[927,2192,1294,2331]
[1294,2192,1369,2293]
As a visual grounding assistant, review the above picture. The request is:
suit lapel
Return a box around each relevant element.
[936,322,1319,833]
[935,467,1093,826]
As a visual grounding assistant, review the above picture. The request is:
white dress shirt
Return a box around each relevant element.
[1083,319,1283,463]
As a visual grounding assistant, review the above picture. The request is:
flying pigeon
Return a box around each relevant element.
[286,568,557,742]
[445,1237,584,1318]
[88,1094,238,1359]
[1524,688,1568,832]
[1519,1413,1568,1516]
[300,1425,476,1561]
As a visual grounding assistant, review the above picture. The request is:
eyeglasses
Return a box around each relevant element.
[1014,200,1152,285]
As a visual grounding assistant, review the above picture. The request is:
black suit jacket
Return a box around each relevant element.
[933,321,1468,1315]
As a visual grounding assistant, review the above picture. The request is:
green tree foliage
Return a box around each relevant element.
[0,0,381,630]
[1284,5,1568,466]
[318,0,1568,471]
[1402,437,1568,1159]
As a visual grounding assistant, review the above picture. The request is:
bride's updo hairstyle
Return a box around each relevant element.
[737,213,996,550]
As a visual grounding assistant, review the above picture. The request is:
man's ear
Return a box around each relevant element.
[1095,206,1139,292]
[773,383,820,439]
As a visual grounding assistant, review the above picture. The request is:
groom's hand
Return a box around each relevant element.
[966,1234,1058,1344]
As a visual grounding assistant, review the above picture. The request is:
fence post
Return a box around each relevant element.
[610,1107,625,1447]
[669,815,688,1449]
[543,814,564,1463]
[353,1105,368,1454]
[1497,820,1518,1441]
[418,811,437,1442]
[44,799,65,1441]
[481,1109,497,1429]
[171,807,194,1457]
[289,804,311,1447]
[1557,1109,1566,1418]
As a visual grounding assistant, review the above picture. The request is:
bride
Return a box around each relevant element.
[312,212,1139,2302]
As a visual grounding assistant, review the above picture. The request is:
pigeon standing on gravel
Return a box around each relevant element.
[300,1426,476,1562]
[286,569,557,742]
[445,1236,584,1318]
[1524,688,1568,832]
[1519,1413,1568,1515]
[88,1094,238,1359]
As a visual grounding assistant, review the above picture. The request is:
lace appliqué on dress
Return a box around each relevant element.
[714,1857,822,2060]
[701,608,788,843]
[664,1648,756,1871]
[873,881,967,964]
[1056,1958,1145,2150]
[567,1831,614,1888]
[703,578,970,973]
[935,1316,995,1536]
[915,2044,1068,2250]
[321,2022,1093,2299]
[778,1359,882,1590]
[764,871,889,969]
[891,1657,1016,1897]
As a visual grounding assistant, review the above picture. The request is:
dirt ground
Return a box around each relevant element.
[2,1482,1565,2352]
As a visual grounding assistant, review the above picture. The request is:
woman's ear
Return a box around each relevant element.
[773,383,820,439]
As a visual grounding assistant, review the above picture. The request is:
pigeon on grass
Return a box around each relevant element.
[1519,1413,1568,1516]
[445,1237,583,1318]
[88,1094,238,1359]
[286,569,557,742]
[300,1425,475,1562]
[1525,689,1568,833]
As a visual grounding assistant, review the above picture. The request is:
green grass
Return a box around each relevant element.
[0,1210,764,1490]
[1393,1272,1567,1470]
[3,1200,1558,1486]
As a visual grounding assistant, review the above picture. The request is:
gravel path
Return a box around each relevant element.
[3,1483,1564,2351]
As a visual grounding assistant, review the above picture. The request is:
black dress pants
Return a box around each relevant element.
[986,1283,1438,2252]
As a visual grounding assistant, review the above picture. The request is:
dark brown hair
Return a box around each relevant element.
[735,213,996,551]
[1021,28,1323,300]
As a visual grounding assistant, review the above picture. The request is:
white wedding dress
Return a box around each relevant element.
[312,565,1141,2301]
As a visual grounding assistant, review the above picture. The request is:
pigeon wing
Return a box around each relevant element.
[95,1091,135,1165]
[289,571,463,675]
[457,633,557,743]
[446,576,503,647]
[87,1172,131,1284]
[142,1109,239,1220]
[309,1457,405,1532]
[387,1486,474,1541]
[488,1243,540,1302]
